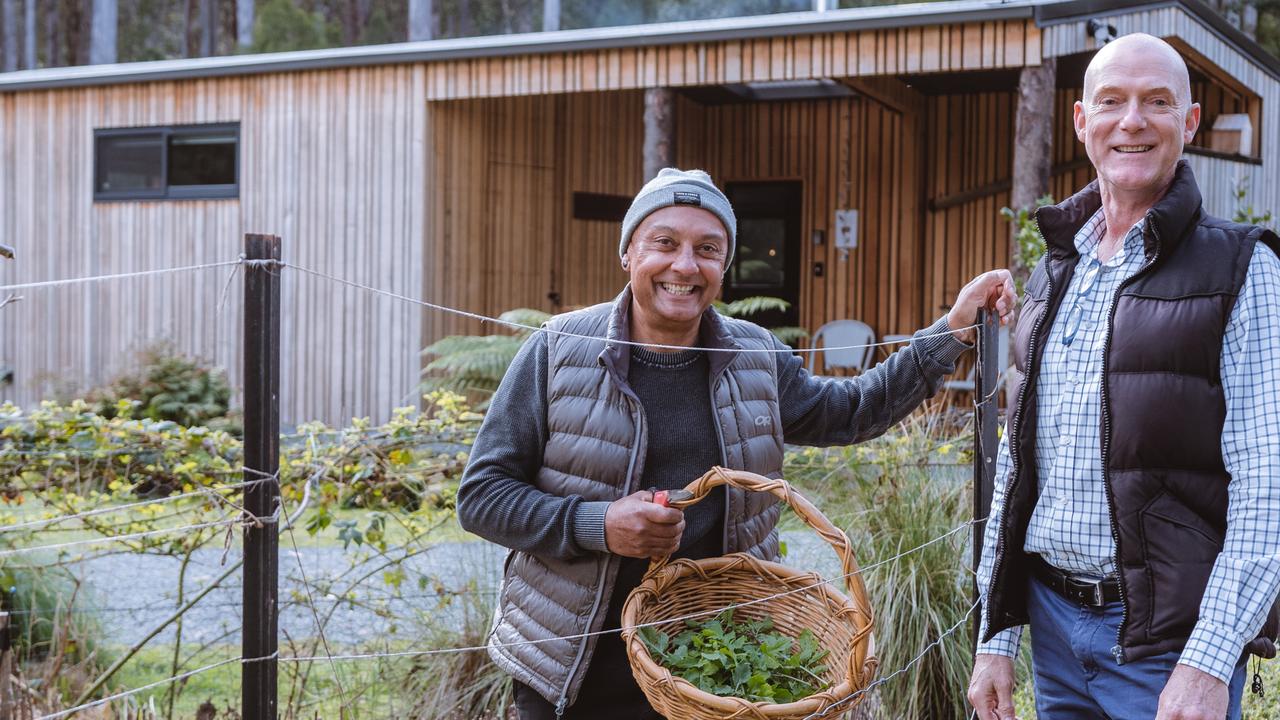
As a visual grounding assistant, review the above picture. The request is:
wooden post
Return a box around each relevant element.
[242,234,281,720]
[643,88,675,182]
[1011,59,1057,278]
[971,309,1000,648]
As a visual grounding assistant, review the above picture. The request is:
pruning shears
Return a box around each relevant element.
[649,488,694,507]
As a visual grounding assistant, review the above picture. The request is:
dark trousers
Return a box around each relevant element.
[512,628,663,720]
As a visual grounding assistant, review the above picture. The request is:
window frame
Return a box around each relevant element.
[93,122,240,202]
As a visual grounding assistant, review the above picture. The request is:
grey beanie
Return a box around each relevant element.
[619,168,737,267]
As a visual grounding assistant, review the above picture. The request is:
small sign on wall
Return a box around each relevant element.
[834,209,858,259]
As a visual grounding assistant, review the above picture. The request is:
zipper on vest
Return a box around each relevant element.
[709,376,731,552]
[555,391,645,713]
[1100,220,1162,665]
[986,252,1054,639]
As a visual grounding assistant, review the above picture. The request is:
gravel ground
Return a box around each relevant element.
[70,531,842,648]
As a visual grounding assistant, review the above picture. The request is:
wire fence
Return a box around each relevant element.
[2,252,999,720]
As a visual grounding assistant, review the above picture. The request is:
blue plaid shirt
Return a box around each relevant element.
[977,209,1280,684]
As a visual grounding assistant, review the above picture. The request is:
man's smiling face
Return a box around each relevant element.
[1075,35,1200,199]
[624,205,728,340]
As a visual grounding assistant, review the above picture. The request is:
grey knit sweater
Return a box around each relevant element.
[457,316,967,559]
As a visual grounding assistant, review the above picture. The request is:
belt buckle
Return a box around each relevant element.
[1065,576,1104,607]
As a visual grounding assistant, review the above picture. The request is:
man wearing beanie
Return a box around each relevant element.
[459,168,1015,718]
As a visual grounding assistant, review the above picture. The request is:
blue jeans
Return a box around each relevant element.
[1027,576,1247,719]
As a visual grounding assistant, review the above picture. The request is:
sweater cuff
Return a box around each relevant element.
[572,501,612,553]
[916,316,970,367]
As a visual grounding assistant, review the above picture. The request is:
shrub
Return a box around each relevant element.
[785,413,975,718]
[1000,195,1054,295]
[401,581,513,719]
[0,392,480,510]
[87,345,236,433]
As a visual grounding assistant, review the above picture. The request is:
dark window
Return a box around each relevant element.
[94,123,239,201]
[572,192,631,222]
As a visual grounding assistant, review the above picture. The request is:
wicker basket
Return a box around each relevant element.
[621,467,877,720]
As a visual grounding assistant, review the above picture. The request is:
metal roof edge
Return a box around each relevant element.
[0,1,1036,92]
[1034,0,1280,81]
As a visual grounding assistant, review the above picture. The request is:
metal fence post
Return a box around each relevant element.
[971,308,1000,648]
[243,234,281,720]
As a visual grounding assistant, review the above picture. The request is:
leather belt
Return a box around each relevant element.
[1029,554,1121,608]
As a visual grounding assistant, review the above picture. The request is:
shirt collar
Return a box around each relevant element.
[1073,209,1147,268]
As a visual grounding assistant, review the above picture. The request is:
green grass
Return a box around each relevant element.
[103,643,417,718]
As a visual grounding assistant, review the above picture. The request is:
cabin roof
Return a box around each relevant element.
[1,0,1276,92]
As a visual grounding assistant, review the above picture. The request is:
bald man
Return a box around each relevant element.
[968,34,1280,720]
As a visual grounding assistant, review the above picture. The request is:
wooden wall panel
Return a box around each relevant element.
[0,67,427,425]
[422,20,1042,101]
[923,92,1014,324]
[426,80,930,353]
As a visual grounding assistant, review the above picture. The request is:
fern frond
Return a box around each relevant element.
[496,308,554,336]
[770,326,810,346]
[720,296,791,318]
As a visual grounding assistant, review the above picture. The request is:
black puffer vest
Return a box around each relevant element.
[984,161,1280,663]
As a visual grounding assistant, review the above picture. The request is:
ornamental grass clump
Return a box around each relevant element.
[638,609,830,705]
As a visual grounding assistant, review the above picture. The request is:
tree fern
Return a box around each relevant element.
[419,309,552,407]
[715,296,810,347]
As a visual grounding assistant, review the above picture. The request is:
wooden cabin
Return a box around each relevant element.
[1,0,1276,424]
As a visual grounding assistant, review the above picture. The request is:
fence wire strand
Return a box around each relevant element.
[288,262,976,355]
[5,254,1000,718]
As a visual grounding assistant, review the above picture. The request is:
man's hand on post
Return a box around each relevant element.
[1155,664,1228,720]
[604,491,685,560]
[967,653,1018,720]
[947,269,1017,344]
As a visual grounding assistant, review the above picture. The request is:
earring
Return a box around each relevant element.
[621,257,630,269]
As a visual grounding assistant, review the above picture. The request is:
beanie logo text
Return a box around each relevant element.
[673,191,702,207]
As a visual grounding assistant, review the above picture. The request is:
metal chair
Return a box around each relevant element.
[878,333,913,358]
[807,320,876,375]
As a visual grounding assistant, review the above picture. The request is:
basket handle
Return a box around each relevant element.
[649,467,872,614]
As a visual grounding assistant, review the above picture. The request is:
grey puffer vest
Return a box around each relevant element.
[486,287,786,711]
[985,162,1280,662]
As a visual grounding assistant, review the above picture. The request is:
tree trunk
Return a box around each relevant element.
[76,0,91,64]
[409,0,431,41]
[236,0,253,49]
[456,0,472,37]
[342,0,358,44]
[88,0,114,64]
[1010,58,1057,277]
[643,87,675,182]
[43,0,56,66]
[23,0,34,68]
[3,0,18,72]
[199,0,213,56]
[235,0,252,47]
[184,0,197,57]
[542,0,558,31]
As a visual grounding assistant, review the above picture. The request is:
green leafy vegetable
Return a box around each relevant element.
[638,610,830,704]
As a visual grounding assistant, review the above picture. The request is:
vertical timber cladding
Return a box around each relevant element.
[426,85,926,349]
[423,19,1043,343]
[0,66,427,426]
[678,84,927,340]
[424,90,644,344]
[923,90,1016,329]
